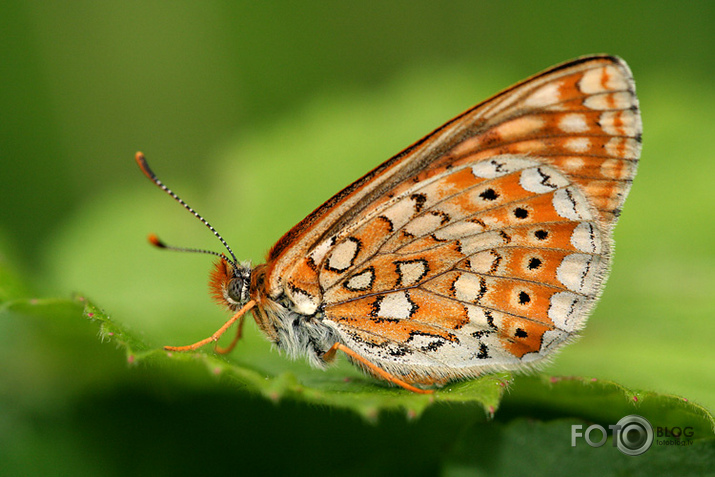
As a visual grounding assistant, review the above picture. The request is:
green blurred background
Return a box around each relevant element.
[2,1,714,475]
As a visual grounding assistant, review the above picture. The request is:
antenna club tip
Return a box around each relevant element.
[135,151,155,179]
[147,233,167,248]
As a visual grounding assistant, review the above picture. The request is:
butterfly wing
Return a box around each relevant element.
[264,55,641,383]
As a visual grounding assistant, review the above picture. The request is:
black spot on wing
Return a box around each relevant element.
[518,291,531,305]
[527,257,542,270]
[479,188,499,201]
[410,193,427,213]
[514,207,529,219]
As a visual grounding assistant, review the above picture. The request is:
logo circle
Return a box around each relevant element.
[615,415,653,456]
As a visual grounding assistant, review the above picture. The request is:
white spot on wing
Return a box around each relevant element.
[524,82,561,108]
[559,113,589,133]
[345,268,374,291]
[552,188,592,221]
[467,251,500,274]
[396,261,427,287]
[433,220,485,241]
[519,166,569,193]
[459,231,509,256]
[327,238,358,272]
[556,254,600,294]
[471,156,535,179]
[453,273,483,302]
[381,197,418,231]
[548,291,586,331]
[562,156,585,171]
[564,137,591,153]
[494,115,545,140]
[570,222,602,253]
[376,292,413,319]
[464,304,492,327]
[408,334,446,352]
[405,213,443,238]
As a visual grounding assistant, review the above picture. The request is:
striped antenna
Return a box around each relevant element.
[135,152,239,266]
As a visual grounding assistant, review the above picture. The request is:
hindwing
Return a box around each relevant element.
[264,55,641,382]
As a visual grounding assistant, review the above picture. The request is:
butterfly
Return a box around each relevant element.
[137,55,641,394]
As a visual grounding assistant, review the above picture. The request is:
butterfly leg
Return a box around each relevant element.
[213,313,245,354]
[323,342,433,394]
[164,300,256,352]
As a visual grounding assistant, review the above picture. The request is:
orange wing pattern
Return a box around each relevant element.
[265,56,640,384]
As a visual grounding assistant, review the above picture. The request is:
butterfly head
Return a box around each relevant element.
[136,152,253,310]
[209,258,252,311]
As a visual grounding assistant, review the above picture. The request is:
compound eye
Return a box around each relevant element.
[227,277,245,304]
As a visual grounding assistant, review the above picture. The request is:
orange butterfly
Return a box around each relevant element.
[137,55,641,394]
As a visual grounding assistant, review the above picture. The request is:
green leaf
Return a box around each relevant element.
[442,419,715,476]
[78,294,715,438]
[80,295,509,421]
[503,375,715,438]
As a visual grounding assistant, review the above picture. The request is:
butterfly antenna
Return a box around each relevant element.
[135,152,239,266]
[146,233,230,261]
